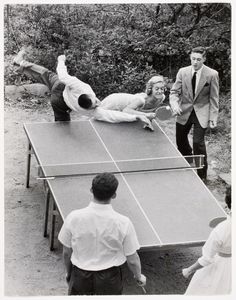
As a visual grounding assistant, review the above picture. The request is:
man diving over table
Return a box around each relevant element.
[14,48,167,130]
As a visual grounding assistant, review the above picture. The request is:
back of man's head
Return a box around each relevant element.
[91,173,119,202]
[78,94,93,109]
[191,46,206,58]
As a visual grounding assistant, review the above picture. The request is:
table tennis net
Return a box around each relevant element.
[38,155,204,179]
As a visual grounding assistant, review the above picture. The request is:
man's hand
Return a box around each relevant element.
[58,55,66,62]
[170,104,182,115]
[209,120,217,129]
[135,274,147,287]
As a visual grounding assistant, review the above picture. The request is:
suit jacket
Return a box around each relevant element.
[170,64,219,128]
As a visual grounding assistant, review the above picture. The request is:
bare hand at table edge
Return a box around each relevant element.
[134,274,147,287]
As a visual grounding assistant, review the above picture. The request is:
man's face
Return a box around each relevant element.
[151,82,165,99]
[90,97,101,109]
[190,52,206,71]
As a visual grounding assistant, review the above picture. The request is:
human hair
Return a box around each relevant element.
[191,46,206,58]
[78,94,93,109]
[91,173,119,201]
[145,75,165,95]
[225,185,231,210]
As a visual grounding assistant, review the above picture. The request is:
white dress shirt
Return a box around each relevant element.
[58,201,140,271]
[56,60,98,112]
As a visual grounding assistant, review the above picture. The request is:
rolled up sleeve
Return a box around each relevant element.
[58,215,73,248]
[123,221,140,256]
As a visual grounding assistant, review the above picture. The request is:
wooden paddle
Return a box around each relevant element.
[155,105,175,121]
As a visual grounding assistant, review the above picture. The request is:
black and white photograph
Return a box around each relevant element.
[1,0,234,297]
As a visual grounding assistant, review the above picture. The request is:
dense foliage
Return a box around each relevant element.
[4,3,231,98]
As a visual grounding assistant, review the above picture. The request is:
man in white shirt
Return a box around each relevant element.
[58,172,146,295]
[169,47,219,181]
[13,49,165,129]
[13,48,100,121]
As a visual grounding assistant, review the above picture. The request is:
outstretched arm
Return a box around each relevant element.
[123,97,155,120]
[94,107,152,127]
[56,55,75,85]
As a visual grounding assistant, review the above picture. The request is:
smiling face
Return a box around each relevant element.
[190,52,206,71]
[151,82,165,100]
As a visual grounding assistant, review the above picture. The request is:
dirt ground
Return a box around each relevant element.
[4,90,229,296]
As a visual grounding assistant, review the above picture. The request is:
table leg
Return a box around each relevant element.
[50,200,57,251]
[43,187,51,237]
[26,141,32,188]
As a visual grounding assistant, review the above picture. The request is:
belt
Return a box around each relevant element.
[218,252,231,257]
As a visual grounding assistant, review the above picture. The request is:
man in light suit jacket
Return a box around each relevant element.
[170,47,219,181]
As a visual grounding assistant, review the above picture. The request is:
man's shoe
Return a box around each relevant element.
[13,48,27,66]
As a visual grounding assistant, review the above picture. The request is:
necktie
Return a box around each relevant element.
[192,71,197,98]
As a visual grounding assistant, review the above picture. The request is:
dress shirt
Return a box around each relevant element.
[58,201,140,271]
[56,60,98,112]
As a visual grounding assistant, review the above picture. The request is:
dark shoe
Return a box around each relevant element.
[13,48,27,65]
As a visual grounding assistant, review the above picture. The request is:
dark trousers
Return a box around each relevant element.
[68,265,123,295]
[19,61,71,121]
[176,109,207,179]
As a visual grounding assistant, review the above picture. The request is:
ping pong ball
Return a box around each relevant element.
[166,106,170,110]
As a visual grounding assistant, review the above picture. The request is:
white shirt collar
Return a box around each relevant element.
[89,201,113,210]
[192,65,203,77]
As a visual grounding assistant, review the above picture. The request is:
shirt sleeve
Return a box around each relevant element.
[169,69,183,106]
[123,220,140,256]
[198,228,222,266]
[94,107,138,123]
[56,60,76,86]
[58,213,73,248]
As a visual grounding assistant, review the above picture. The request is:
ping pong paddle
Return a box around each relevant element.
[155,105,174,121]
[209,216,227,228]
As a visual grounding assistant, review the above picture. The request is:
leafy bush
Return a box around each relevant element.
[4,3,231,95]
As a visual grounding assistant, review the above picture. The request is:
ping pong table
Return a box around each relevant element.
[23,119,226,251]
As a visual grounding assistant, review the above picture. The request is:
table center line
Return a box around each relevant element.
[89,120,163,245]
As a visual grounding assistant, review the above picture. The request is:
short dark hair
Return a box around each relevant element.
[78,94,93,109]
[225,186,231,210]
[91,173,119,201]
[191,46,206,57]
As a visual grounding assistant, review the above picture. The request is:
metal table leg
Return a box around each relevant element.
[43,187,51,237]
[49,199,59,251]
[26,141,32,188]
